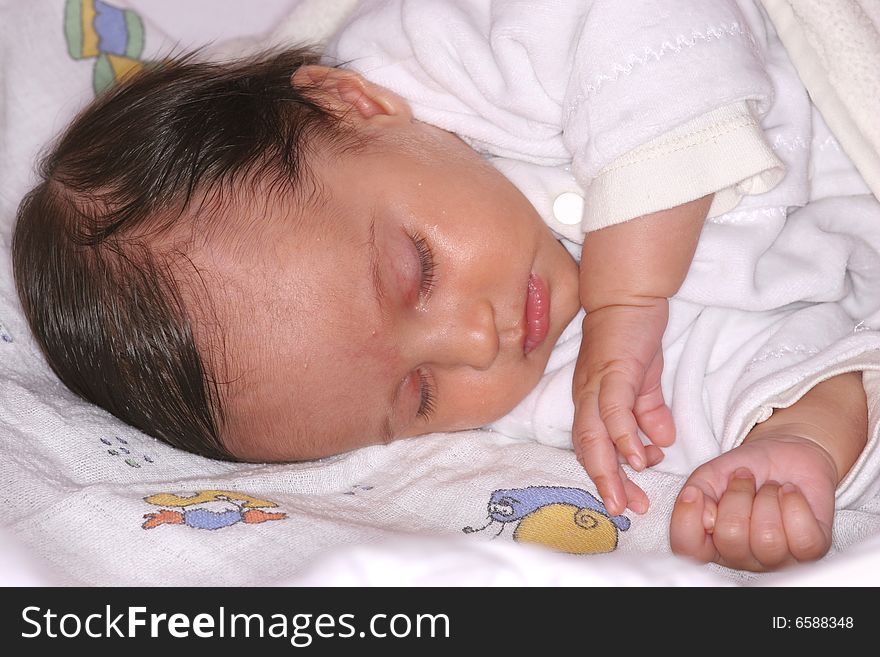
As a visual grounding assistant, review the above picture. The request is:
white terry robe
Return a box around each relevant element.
[325,0,880,508]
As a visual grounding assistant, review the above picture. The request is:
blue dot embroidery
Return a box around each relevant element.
[100,436,154,467]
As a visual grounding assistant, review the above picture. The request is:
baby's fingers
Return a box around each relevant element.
[633,350,676,448]
[644,444,664,467]
[620,466,649,515]
[748,482,792,570]
[779,484,832,562]
[597,370,647,471]
[670,485,718,563]
[573,395,627,516]
[713,468,758,567]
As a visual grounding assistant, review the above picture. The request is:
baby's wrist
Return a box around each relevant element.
[744,424,842,484]
[579,290,668,314]
[741,372,867,486]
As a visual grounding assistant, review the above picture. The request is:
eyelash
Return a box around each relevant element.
[408,232,437,421]
[410,231,436,299]
[417,368,437,421]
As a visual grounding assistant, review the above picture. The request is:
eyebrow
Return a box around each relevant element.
[366,214,395,444]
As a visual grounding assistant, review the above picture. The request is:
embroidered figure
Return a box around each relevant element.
[64,0,147,94]
[142,490,287,530]
[464,485,630,554]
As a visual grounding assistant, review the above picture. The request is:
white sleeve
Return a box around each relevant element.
[581,102,785,231]
[562,0,775,186]
[720,325,880,510]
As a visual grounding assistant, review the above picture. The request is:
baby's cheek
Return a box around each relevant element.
[399,372,531,438]
[443,368,537,429]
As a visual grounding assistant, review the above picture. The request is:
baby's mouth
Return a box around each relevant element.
[523,273,550,355]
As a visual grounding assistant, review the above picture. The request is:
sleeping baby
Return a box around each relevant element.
[12,0,880,572]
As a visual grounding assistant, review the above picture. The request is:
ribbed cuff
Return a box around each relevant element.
[583,102,785,231]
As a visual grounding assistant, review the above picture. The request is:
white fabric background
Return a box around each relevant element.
[2,0,880,587]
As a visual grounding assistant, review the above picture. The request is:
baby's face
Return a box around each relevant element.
[201,70,580,461]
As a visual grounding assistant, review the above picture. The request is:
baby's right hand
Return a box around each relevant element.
[571,298,676,516]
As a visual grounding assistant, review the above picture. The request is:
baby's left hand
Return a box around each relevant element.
[573,195,712,516]
[571,298,676,516]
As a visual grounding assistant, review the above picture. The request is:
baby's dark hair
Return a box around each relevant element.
[12,47,356,460]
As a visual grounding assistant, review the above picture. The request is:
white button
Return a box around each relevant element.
[552,192,584,225]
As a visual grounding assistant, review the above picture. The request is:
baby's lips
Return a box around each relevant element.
[523,273,550,354]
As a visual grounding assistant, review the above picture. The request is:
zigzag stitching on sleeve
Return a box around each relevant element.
[771,133,842,152]
[566,21,753,118]
[744,345,821,372]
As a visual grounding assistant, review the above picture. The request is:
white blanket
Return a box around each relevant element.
[2,0,880,587]
[760,0,880,200]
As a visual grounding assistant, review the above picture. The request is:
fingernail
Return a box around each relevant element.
[680,485,698,503]
[780,482,797,495]
[702,506,716,533]
[631,499,648,515]
[734,467,753,479]
[607,495,622,516]
[629,454,645,471]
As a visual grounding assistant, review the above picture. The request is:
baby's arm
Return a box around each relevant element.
[572,195,713,516]
[671,371,868,571]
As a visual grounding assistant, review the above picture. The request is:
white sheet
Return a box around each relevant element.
[2,0,880,587]
[760,0,880,200]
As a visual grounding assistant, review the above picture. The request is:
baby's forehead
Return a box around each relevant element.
[187,197,382,401]
[216,310,390,462]
[172,173,331,275]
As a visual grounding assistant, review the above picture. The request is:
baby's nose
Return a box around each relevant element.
[454,299,499,370]
[422,298,499,371]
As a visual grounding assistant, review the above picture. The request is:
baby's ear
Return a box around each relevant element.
[291,65,412,124]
